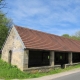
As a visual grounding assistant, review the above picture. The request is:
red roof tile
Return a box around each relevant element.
[15,25,80,52]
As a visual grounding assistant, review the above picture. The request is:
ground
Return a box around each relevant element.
[27,68,80,80]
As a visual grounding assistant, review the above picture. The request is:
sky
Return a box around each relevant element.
[2,0,80,36]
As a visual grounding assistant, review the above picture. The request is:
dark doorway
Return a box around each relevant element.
[28,50,50,67]
[9,50,12,64]
[55,52,68,65]
[73,53,80,63]
[0,50,2,58]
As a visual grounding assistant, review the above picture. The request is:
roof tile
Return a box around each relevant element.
[15,25,80,52]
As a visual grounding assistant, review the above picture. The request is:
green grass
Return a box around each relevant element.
[0,59,80,79]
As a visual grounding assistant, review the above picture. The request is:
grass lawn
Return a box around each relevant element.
[0,58,80,79]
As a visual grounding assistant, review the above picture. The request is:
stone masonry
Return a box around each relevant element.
[68,52,72,65]
[1,26,27,71]
[1,25,76,72]
[50,51,54,67]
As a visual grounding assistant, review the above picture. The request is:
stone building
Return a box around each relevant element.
[1,25,80,71]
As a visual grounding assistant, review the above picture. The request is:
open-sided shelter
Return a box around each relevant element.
[1,25,80,71]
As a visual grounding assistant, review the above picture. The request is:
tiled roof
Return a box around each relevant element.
[15,25,80,52]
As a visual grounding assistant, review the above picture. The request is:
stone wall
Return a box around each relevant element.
[64,62,80,68]
[1,26,25,71]
[23,49,29,70]
[24,65,61,73]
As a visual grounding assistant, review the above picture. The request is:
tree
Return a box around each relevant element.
[0,25,8,49]
[0,0,13,27]
[0,0,6,10]
[0,0,7,20]
[0,11,13,27]
[62,31,80,41]
[71,31,80,40]
[0,11,12,50]
[74,31,80,38]
[62,34,70,38]
[0,0,13,50]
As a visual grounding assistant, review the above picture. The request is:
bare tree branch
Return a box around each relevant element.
[0,0,6,10]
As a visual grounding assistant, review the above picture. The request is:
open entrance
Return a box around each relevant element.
[9,50,12,64]
[73,53,80,63]
[28,50,50,67]
[55,52,68,67]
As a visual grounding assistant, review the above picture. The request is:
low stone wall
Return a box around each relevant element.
[63,62,80,68]
[24,65,61,73]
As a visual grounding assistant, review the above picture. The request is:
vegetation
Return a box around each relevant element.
[0,11,12,50]
[0,58,80,79]
[0,0,80,79]
[62,31,80,40]
[0,0,6,10]
[0,0,12,50]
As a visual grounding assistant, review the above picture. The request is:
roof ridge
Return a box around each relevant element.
[14,25,60,37]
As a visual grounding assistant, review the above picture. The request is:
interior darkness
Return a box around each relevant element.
[73,53,80,63]
[28,50,50,67]
[9,50,12,64]
[55,52,68,65]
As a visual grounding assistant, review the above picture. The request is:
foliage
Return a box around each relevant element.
[62,34,70,38]
[71,36,80,40]
[62,31,80,41]
[0,11,12,50]
[74,31,80,38]
[0,25,8,49]
[0,59,80,79]
[0,0,13,50]
[0,12,11,49]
